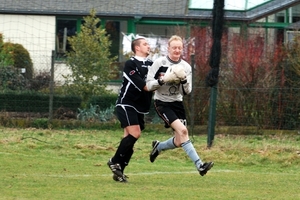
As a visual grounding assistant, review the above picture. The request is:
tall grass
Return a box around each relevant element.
[0,126,299,199]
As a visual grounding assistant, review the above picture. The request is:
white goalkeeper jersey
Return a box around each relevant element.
[146,56,192,102]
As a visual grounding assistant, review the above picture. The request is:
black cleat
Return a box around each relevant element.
[198,162,214,176]
[113,174,128,183]
[150,140,160,163]
[107,158,123,177]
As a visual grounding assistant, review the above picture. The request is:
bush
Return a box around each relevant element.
[0,33,14,68]
[3,42,34,79]
[0,66,28,90]
[29,71,51,91]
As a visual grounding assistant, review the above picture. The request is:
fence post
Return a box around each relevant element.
[190,54,195,137]
[207,85,217,148]
[49,50,55,121]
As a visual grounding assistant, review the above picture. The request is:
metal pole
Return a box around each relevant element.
[49,50,55,121]
[190,54,195,136]
[207,85,217,148]
[206,0,224,148]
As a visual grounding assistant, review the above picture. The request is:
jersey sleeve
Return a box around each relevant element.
[146,59,163,91]
[123,60,146,91]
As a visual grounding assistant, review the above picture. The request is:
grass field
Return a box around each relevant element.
[0,126,299,200]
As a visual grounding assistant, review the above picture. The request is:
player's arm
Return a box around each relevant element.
[143,85,149,91]
[146,61,164,91]
[179,66,192,95]
[123,60,146,92]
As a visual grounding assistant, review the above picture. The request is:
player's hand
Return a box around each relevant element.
[164,66,180,84]
[157,78,165,86]
[180,77,187,84]
[173,65,186,80]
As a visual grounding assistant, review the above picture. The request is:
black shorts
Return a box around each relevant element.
[115,105,145,130]
[154,100,187,128]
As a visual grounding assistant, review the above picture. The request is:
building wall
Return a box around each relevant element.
[0,14,56,74]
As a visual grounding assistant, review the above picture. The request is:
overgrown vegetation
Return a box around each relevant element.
[189,28,300,130]
[77,104,116,122]
[29,71,51,91]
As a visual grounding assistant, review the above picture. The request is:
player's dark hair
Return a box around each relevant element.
[131,37,145,53]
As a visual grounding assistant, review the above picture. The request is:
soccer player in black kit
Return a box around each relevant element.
[107,36,153,182]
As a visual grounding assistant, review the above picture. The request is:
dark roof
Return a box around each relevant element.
[0,0,188,18]
[0,0,299,22]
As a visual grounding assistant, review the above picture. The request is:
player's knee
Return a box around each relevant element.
[130,131,141,139]
[182,127,188,136]
[177,126,188,136]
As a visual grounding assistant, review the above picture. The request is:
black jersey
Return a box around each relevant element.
[116,56,153,113]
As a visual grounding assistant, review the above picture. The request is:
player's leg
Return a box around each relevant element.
[174,102,214,176]
[171,119,214,175]
[108,106,140,182]
[150,100,178,162]
[119,112,144,171]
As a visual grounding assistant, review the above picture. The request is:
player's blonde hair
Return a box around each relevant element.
[168,35,183,46]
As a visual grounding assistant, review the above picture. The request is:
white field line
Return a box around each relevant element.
[28,170,235,178]
[14,169,297,178]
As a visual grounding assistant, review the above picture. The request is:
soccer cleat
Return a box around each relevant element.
[150,140,160,163]
[112,174,128,183]
[107,158,123,177]
[198,162,214,176]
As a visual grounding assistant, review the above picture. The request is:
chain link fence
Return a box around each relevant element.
[1,30,300,133]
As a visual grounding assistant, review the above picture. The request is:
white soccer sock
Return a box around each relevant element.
[157,137,176,152]
[181,140,202,169]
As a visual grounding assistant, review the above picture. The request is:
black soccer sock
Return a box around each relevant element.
[112,134,137,165]
[120,148,134,173]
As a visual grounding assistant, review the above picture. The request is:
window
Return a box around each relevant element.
[105,20,120,58]
[56,18,121,61]
[56,19,79,57]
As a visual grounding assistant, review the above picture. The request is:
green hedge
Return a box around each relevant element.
[87,94,118,110]
[0,92,119,113]
[0,91,82,112]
